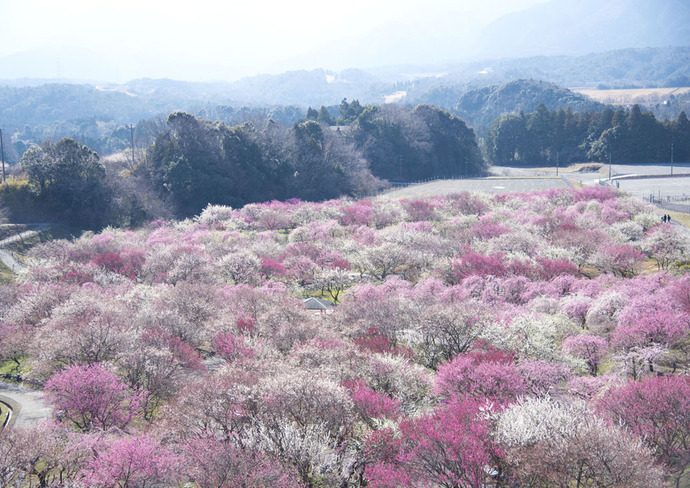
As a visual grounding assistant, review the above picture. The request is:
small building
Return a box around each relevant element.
[303,297,335,313]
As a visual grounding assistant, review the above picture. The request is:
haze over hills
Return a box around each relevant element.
[1,0,688,83]
[477,0,690,59]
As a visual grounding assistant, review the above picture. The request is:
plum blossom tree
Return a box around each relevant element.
[343,380,401,426]
[613,295,690,349]
[416,302,488,369]
[496,397,666,488]
[433,347,525,403]
[313,267,353,304]
[518,359,571,396]
[27,286,136,378]
[561,334,609,376]
[0,422,98,487]
[183,437,303,488]
[219,250,261,284]
[45,363,145,431]
[597,375,690,486]
[212,331,256,363]
[592,244,645,277]
[83,435,180,488]
[364,398,500,488]
[644,223,690,270]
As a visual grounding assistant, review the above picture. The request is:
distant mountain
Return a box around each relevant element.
[1,46,687,161]
[478,0,690,59]
[3,46,689,110]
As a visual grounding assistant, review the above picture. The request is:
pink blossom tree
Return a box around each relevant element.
[613,295,690,349]
[561,334,609,376]
[592,244,645,277]
[597,375,690,486]
[445,252,506,284]
[45,363,145,431]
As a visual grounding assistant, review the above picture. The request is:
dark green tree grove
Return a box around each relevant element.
[352,104,484,181]
[19,138,111,228]
[146,112,286,216]
[145,112,383,217]
[488,104,688,165]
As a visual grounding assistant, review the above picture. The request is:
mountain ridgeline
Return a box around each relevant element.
[1,46,689,163]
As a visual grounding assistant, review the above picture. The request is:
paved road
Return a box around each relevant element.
[0,382,52,428]
[0,224,50,275]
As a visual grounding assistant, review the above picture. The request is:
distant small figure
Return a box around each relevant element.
[667,215,671,223]
[662,215,667,223]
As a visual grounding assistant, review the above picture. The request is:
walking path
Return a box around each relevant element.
[0,224,50,275]
[0,382,52,428]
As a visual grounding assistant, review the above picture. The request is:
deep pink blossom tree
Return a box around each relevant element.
[343,380,401,425]
[365,398,500,488]
[212,331,256,363]
[434,348,525,402]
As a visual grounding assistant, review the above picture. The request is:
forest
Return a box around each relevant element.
[1,185,689,487]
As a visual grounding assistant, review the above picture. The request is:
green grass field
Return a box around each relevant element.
[0,401,10,428]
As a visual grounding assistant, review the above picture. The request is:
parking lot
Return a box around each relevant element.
[385,163,690,201]
[385,177,571,198]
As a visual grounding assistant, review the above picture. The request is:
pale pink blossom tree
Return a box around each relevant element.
[83,435,180,488]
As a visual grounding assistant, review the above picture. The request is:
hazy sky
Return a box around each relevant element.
[0,0,549,82]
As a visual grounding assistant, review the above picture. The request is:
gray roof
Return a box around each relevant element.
[303,297,335,310]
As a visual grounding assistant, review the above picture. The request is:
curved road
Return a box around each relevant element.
[0,382,52,428]
[0,224,51,275]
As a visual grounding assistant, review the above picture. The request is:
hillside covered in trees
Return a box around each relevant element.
[453,80,606,135]
[1,186,690,486]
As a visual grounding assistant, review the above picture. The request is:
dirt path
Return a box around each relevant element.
[0,382,52,428]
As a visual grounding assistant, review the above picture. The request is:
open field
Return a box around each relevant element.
[571,86,690,105]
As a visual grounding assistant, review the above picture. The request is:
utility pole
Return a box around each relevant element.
[0,128,5,184]
[130,124,135,167]
[671,141,674,176]
[608,152,612,180]
[556,151,559,176]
